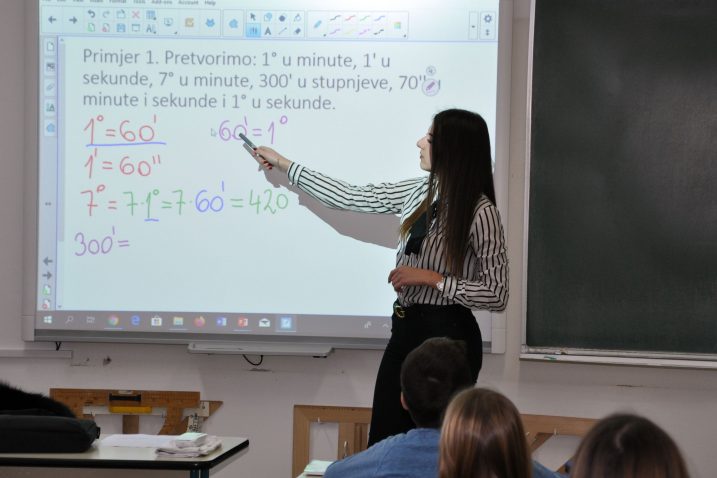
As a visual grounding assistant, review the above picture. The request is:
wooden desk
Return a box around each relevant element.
[0,436,248,478]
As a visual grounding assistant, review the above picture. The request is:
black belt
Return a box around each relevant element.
[393,301,469,320]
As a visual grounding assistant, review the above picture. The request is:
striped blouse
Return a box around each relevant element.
[287,163,508,311]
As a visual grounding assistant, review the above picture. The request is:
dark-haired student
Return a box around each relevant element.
[324,337,473,478]
[322,339,558,478]
[250,108,508,445]
[570,413,690,478]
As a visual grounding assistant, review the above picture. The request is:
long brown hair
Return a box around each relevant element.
[400,109,496,274]
[570,413,690,478]
[439,388,531,478]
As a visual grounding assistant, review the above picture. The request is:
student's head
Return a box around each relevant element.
[439,388,531,478]
[399,337,473,429]
[570,413,689,478]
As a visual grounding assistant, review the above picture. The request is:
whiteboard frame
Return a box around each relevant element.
[23,0,513,354]
[486,0,513,354]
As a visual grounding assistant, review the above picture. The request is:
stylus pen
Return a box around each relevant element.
[238,132,256,149]
[243,142,266,161]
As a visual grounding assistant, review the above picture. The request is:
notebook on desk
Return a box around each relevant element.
[303,459,333,476]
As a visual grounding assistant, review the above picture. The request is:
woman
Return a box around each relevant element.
[570,413,690,478]
[251,109,508,444]
[439,388,531,478]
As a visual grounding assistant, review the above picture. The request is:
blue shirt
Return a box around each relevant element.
[324,428,439,478]
[534,460,567,478]
[323,427,564,478]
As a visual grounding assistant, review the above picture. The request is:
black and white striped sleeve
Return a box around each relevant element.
[441,203,509,311]
[287,163,425,214]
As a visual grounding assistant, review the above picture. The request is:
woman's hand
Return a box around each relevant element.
[252,146,292,173]
[388,266,443,292]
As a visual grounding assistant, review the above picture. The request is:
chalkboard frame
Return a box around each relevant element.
[522,0,717,363]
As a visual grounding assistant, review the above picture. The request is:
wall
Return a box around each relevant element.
[1,1,716,477]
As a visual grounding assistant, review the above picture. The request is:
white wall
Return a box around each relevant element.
[1,1,716,477]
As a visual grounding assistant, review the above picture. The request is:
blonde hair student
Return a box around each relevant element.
[439,388,531,478]
[570,413,690,478]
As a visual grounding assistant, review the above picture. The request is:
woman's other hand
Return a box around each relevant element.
[388,266,443,292]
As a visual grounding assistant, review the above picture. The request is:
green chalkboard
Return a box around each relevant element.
[527,0,717,354]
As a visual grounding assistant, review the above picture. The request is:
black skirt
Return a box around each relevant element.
[367,302,482,445]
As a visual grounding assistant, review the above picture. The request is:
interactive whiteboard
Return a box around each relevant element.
[31,0,509,350]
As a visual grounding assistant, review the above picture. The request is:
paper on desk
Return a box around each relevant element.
[156,435,221,457]
[102,434,177,448]
[303,459,334,476]
[531,435,581,472]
